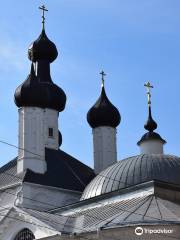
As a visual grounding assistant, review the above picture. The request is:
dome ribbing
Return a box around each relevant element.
[81,154,180,200]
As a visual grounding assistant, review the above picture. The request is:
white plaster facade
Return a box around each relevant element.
[16,182,81,211]
[92,126,117,174]
[17,107,59,174]
[1,208,58,240]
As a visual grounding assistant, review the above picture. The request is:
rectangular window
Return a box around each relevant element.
[48,127,54,138]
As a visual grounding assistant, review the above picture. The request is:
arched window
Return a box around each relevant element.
[14,228,35,240]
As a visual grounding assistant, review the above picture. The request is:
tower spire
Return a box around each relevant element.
[144,81,157,132]
[39,5,48,30]
[137,81,166,153]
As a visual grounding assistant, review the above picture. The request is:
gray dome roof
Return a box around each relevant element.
[81,154,180,200]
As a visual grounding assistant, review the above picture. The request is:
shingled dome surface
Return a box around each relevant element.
[81,154,180,200]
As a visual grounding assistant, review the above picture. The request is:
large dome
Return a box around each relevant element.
[81,154,180,200]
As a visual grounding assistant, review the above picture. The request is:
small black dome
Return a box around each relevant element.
[144,106,157,132]
[28,29,58,63]
[87,85,120,128]
[138,104,166,145]
[14,64,66,112]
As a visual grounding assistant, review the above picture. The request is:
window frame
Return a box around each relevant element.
[48,127,54,138]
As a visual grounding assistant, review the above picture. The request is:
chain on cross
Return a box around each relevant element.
[39,5,48,30]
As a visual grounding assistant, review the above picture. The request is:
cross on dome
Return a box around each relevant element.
[144,81,153,106]
[100,70,106,87]
[39,5,48,30]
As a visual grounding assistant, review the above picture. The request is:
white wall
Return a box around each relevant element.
[1,211,57,240]
[139,140,164,154]
[17,107,59,174]
[16,182,81,211]
[93,126,117,174]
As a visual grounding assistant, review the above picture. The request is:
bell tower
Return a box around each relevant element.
[87,71,121,174]
[14,6,66,174]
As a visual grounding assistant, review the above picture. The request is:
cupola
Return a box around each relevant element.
[137,82,166,154]
[87,71,121,173]
[28,29,58,63]
[14,5,66,112]
[15,5,66,175]
[87,71,121,128]
[14,63,66,112]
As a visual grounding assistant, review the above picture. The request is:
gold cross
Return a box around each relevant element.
[144,81,153,106]
[39,5,48,30]
[100,71,106,87]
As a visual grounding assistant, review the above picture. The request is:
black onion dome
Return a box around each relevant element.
[28,29,58,63]
[14,64,66,112]
[137,103,166,145]
[81,154,180,200]
[87,85,121,128]
[144,106,157,132]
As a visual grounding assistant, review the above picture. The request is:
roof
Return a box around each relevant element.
[81,154,180,200]
[14,27,66,112]
[14,63,66,112]
[137,132,166,145]
[137,103,166,145]
[0,158,22,188]
[28,29,58,63]
[57,190,180,233]
[87,85,120,128]
[23,208,73,233]
[1,184,180,236]
[0,148,95,192]
[24,148,95,192]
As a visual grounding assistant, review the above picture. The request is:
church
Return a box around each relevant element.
[0,6,180,240]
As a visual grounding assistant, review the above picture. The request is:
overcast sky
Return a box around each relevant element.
[0,0,180,168]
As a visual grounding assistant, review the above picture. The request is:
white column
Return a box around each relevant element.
[17,107,59,174]
[93,126,117,174]
[139,140,164,154]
